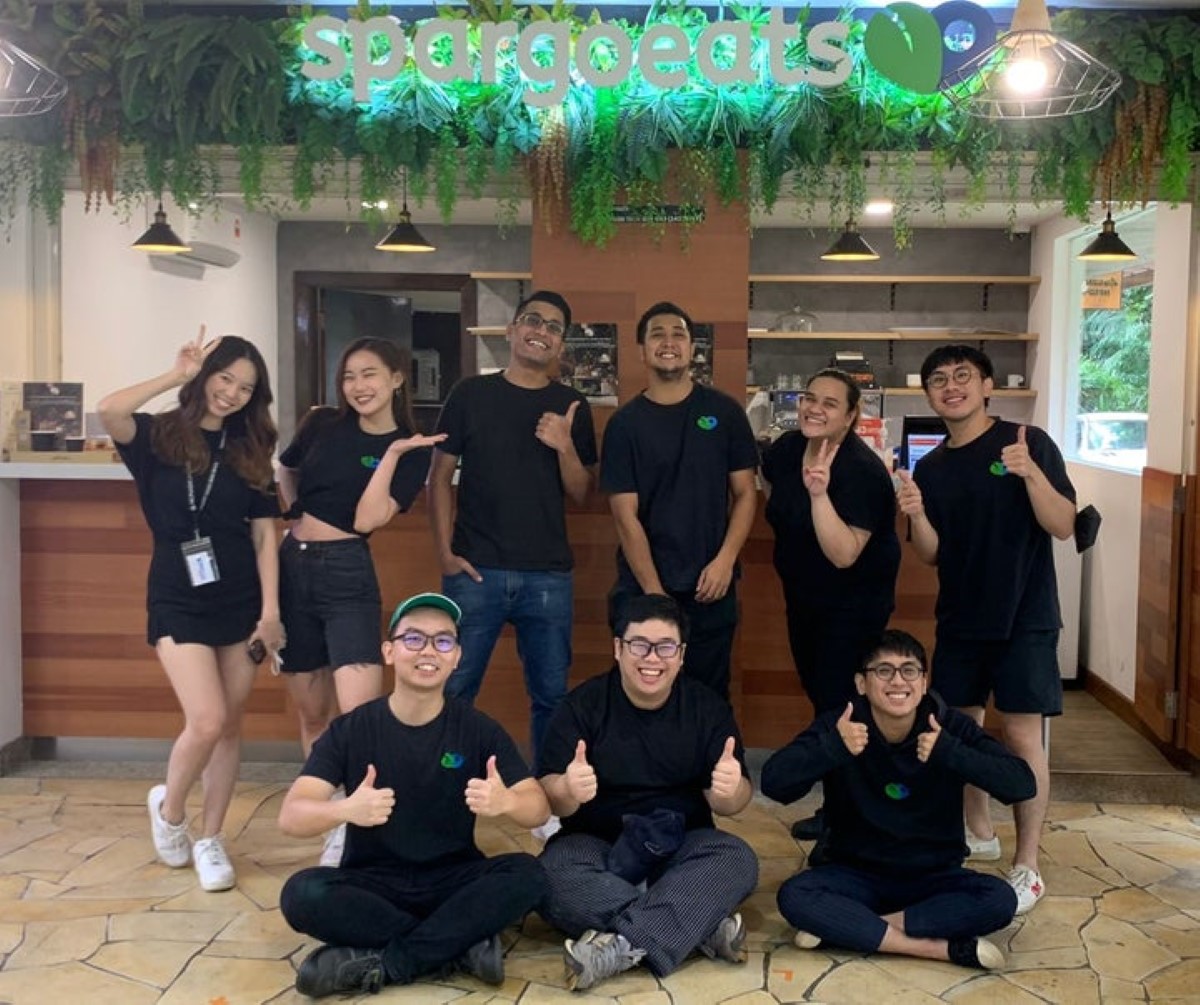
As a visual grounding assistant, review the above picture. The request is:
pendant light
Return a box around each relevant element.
[132,202,191,254]
[375,169,435,253]
[943,0,1120,120]
[0,38,66,117]
[820,220,880,262]
[1078,207,1136,262]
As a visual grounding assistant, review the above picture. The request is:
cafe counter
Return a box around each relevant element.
[4,463,937,750]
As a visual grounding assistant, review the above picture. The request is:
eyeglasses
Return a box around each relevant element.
[516,312,566,338]
[620,638,683,660]
[392,629,459,653]
[865,662,925,682]
[925,367,978,391]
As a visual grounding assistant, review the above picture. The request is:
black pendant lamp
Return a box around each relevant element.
[1078,207,1137,262]
[132,202,191,253]
[376,170,435,253]
[821,220,880,262]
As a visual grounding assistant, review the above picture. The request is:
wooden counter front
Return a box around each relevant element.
[20,479,936,749]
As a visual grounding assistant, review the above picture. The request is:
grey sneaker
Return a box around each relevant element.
[459,933,504,985]
[296,945,385,997]
[563,930,646,991]
[699,913,747,963]
[147,784,190,868]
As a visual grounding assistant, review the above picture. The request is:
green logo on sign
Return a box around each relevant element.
[864,3,944,95]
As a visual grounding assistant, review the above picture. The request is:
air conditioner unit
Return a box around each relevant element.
[144,202,243,278]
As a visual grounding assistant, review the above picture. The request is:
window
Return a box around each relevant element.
[1065,207,1155,471]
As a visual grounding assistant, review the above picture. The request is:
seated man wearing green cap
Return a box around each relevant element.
[278,592,551,999]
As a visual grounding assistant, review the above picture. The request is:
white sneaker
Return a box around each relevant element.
[1008,864,1045,914]
[531,815,562,843]
[966,831,1002,861]
[193,835,236,892]
[147,784,190,868]
[320,822,346,867]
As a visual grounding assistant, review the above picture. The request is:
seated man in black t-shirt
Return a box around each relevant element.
[762,630,1035,970]
[277,593,550,999]
[537,594,759,992]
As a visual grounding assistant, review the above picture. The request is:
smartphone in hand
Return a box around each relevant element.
[248,638,267,665]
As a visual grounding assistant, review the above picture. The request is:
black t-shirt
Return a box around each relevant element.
[913,419,1076,639]
[762,431,900,608]
[600,385,759,591]
[761,692,1036,874]
[435,374,597,571]
[539,669,749,844]
[117,412,278,607]
[302,695,533,869]
[279,408,431,536]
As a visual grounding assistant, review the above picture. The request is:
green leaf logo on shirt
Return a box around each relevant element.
[864,3,944,94]
[696,415,719,431]
[441,751,465,769]
[989,461,1008,477]
[360,455,381,470]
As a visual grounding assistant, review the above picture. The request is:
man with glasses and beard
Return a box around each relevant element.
[895,344,1076,915]
[430,292,598,781]
[278,592,550,998]
[537,594,758,992]
[763,630,1035,971]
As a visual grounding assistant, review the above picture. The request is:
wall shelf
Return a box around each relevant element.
[746,386,1037,398]
[749,330,1039,342]
[470,272,532,281]
[749,274,1040,285]
[467,326,507,336]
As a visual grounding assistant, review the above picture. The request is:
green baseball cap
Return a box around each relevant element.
[387,592,463,634]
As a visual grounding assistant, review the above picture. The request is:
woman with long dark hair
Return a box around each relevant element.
[276,336,444,864]
[98,329,283,892]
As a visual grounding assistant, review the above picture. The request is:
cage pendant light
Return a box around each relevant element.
[0,39,66,117]
[943,0,1121,120]
[376,170,435,253]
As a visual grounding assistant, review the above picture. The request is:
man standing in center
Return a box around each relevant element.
[430,291,598,771]
[600,302,759,700]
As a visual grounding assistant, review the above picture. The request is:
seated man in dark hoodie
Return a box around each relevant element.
[761,629,1035,971]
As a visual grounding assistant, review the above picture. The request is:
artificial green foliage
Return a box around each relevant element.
[0,1,1197,248]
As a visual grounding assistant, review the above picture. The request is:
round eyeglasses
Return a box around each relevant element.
[925,366,978,391]
[393,629,459,653]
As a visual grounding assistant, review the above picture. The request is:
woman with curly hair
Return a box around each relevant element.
[98,327,283,892]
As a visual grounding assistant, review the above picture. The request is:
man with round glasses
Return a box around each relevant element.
[430,290,598,779]
[536,594,758,991]
[896,343,1076,914]
[278,592,550,998]
[762,629,1035,971]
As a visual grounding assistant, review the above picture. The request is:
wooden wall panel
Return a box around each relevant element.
[1134,467,1183,744]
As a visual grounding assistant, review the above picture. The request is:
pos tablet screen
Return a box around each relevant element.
[900,415,948,472]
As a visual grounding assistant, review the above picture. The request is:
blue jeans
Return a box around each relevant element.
[442,568,573,770]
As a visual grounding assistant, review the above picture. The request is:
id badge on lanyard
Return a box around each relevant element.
[181,431,225,588]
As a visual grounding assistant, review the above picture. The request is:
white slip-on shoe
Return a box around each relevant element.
[147,784,190,868]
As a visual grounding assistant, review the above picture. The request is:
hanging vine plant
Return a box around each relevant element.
[0,1,1197,248]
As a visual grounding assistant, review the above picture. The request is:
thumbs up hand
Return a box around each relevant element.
[709,736,742,800]
[895,468,925,517]
[836,702,869,756]
[916,713,942,763]
[535,400,580,454]
[346,763,395,827]
[1000,425,1036,479]
[465,755,513,818]
[565,739,598,804]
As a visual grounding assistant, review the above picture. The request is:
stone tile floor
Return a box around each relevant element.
[0,774,1197,1003]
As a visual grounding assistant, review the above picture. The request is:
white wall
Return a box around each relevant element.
[60,194,278,412]
[1031,204,1197,702]
[0,205,34,380]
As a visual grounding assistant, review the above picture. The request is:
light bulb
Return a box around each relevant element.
[1006,55,1048,93]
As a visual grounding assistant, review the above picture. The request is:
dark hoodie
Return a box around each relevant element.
[761,691,1036,874]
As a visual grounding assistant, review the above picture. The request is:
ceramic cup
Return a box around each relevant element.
[1007,374,1026,388]
[905,373,922,388]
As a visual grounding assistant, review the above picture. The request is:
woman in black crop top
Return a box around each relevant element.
[277,337,443,860]
[98,330,282,893]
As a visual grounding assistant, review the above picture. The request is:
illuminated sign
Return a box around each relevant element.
[298,3,997,108]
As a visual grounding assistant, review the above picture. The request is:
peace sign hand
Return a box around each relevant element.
[803,438,838,498]
[173,325,219,384]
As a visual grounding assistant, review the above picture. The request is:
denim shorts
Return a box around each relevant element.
[278,533,383,673]
[932,629,1063,715]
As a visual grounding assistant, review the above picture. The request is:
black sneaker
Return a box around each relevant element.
[459,933,505,985]
[790,807,825,841]
[947,937,1004,970]
[295,945,386,998]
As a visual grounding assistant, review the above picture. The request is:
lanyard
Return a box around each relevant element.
[186,430,226,539]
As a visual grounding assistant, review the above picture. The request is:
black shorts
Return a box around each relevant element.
[278,534,383,673]
[932,629,1063,716]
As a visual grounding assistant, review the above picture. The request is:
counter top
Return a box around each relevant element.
[0,462,131,480]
